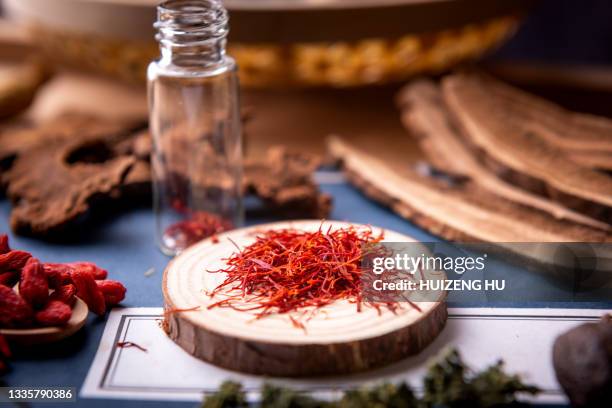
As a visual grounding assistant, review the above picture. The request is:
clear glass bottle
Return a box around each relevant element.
[148,0,243,256]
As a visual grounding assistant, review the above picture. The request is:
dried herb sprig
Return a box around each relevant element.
[202,381,249,408]
[339,383,419,408]
[423,349,539,407]
[201,349,539,408]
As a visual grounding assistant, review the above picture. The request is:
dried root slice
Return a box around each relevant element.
[468,72,612,158]
[327,136,610,243]
[442,73,612,223]
[397,80,609,231]
[566,150,612,173]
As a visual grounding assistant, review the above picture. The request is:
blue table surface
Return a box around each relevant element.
[0,175,604,407]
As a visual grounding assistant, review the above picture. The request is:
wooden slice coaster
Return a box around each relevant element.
[163,220,447,377]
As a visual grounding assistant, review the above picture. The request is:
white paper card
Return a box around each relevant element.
[81,307,608,403]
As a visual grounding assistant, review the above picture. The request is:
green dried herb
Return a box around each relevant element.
[202,381,248,408]
[201,349,539,408]
[261,384,332,408]
[338,383,420,408]
[423,349,539,407]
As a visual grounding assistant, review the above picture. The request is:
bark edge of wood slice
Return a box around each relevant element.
[162,220,447,377]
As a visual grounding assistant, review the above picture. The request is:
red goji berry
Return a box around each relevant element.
[96,280,126,306]
[49,284,77,307]
[35,300,72,326]
[0,285,33,328]
[0,331,10,374]
[68,262,108,280]
[0,272,17,287]
[0,250,32,272]
[0,235,9,254]
[71,270,106,315]
[19,258,49,309]
[0,334,10,359]
[43,263,73,288]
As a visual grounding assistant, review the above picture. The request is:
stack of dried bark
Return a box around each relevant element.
[329,73,612,243]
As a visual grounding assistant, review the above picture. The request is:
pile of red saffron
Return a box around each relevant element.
[164,211,231,249]
[208,226,402,325]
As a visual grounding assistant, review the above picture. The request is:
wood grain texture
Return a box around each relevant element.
[397,79,609,231]
[327,136,611,244]
[442,73,612,223]
[163,220,447,377]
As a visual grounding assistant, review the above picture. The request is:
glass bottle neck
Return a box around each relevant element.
[155,0,229,68]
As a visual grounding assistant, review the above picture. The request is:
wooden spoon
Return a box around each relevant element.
[0,287,89,346]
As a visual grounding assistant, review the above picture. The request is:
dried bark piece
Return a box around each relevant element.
[1,113,149,236]
[2,113,329,237]
[442,73,612,223]
[397,80,609,231]
[327,136,610,243]
[121,133,331,218]
[473,72,612,162]
[113,130,152,199]
[0,113,145,190]
[566,150,612,172]
[6,136,136,236]
[0,113,139,164]
[244,147,331,218]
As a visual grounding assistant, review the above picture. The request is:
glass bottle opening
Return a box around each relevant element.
[155,0,229,66]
